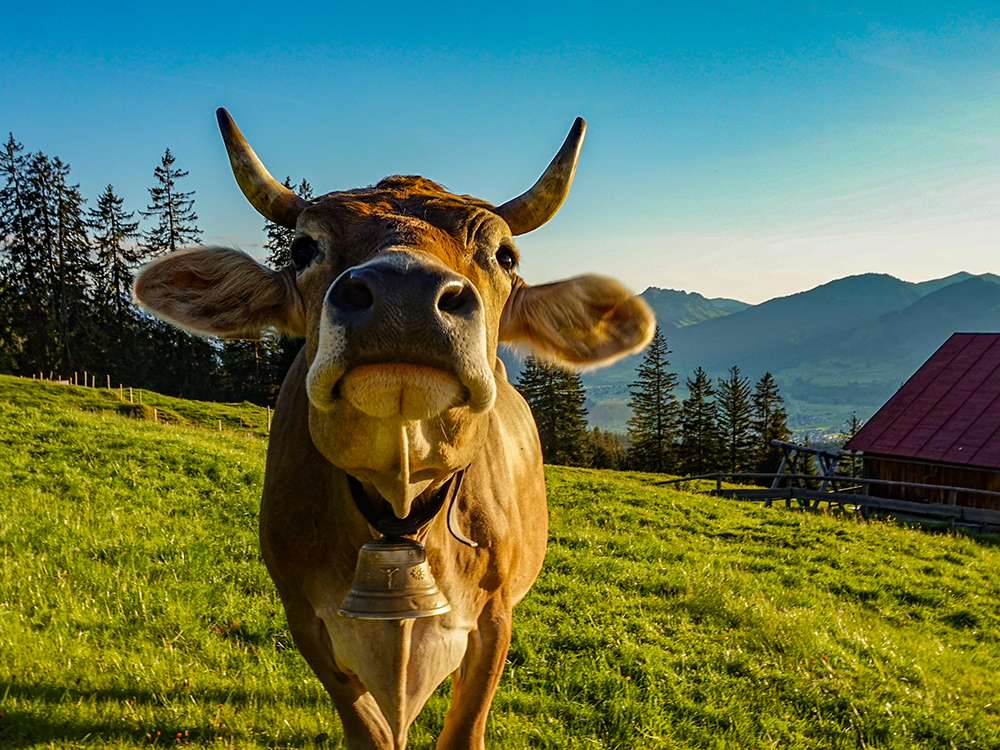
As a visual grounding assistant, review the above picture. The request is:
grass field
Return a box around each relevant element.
[2,374,1000,748]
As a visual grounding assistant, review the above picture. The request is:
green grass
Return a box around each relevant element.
[2,375,1000,748]
[0,374,273,434]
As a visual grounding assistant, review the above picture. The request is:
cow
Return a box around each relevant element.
[133,108,654,750]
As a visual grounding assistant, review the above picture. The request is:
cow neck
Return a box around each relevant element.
[346,470,476,547]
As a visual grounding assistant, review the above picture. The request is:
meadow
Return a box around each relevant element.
[1,373,999,748]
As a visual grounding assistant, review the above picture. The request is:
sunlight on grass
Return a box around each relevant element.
[2,375,1000,748]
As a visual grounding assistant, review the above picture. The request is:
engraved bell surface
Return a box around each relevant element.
[339,537,451,620]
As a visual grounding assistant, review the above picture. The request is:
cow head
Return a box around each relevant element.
[135,109,654,517]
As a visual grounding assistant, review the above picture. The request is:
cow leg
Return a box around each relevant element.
[282,597,395,750]
[435,597,512,750]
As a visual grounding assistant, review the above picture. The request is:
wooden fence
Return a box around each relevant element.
[24,371,273,434]
[657,471,1000,532]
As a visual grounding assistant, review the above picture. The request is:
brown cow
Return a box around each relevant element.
[134,109,654,749]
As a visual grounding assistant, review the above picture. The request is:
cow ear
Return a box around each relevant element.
[499,275,654,368]
[133,247,306,338]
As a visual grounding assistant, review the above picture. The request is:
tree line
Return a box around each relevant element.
[0,132,841,480]
[515,326,798,478]
[0,133,307,404]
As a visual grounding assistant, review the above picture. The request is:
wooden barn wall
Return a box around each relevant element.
[862,454,1000,511]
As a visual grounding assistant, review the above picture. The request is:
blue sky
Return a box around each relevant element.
[2,1,998,303]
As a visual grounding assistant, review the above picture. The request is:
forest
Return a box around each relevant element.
[0,134,307,405]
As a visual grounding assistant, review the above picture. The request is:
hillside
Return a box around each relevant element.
[3,377,1000,748]
[639,287,749,329]
[583,271,1000,435]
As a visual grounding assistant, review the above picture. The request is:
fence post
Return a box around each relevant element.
[267,406,272,431]
[218,419,222,431]
[129,387,133,404]
[154,408,158,424]
[138,390,142,405]
[107,374,111,390]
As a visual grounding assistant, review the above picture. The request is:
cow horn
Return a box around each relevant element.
[217,108,308,229]
[495,117,586,236]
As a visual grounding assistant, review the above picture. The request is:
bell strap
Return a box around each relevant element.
[347,471,462,538]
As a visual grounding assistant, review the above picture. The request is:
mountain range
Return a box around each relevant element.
[503,271,1000,436]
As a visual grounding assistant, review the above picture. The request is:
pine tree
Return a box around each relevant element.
[141,148,200,258]
[220,334,278,406]
[264,177,313,269]
[262,177,311,393]
[0,134,34,371]
[678,367,722,476]
[795,436,820,490]
[264,177,312,393]
[136,149,217,397]
[88,184,143,385]
[589,427,627,470]
[516,356,591,466]
[24,152,94,372]
[837,412,865,478]
[716,365,754,479]
[626,326,679,472]
[751,372,791,475]
[89,184,140,323]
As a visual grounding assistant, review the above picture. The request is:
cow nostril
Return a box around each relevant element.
[331,278,375,313]
[437,283,475,315]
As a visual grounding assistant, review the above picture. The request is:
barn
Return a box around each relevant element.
[844,333,1000,511]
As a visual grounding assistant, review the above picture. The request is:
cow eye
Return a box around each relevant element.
[496,244,517,272]
[290,236,319,270]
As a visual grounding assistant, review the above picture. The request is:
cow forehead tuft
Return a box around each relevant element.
[305,179,501,238]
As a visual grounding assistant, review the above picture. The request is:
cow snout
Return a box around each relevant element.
[325,256,479,328]
[307,252,496,417]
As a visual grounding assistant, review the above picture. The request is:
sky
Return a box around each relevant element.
[2,1,998,304]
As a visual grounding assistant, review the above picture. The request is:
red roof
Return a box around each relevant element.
[845,333,1000,469]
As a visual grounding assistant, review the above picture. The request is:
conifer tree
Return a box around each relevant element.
[678,366,722,476]
[589,427,627,470]
[220,334,278,406]
[88,184,143,384]
[137,149,217,397]
[837,412,865,478]
[751,372,791,474]
[263,177,311,391]
[264,177,313,269]
[25,152,93,372]
[626,326,679,472]
[0,134,34,371]
[141,148,200,258]
[89,184,140,323]
[795,436,820,490]
[716,365,754,479]
[516,356,591,466]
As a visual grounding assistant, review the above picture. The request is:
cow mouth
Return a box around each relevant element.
[347,472,456,535]
[338,363,467,419]
[307,359,495,417]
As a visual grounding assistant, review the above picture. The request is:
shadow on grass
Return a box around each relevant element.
[0,680,336,748]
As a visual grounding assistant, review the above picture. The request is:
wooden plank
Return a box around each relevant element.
[714,489,791,500]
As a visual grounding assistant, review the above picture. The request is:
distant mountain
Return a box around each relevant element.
[639,287,750,329]
[832,276,1000,377]
[707,296,751,314]
[913,271,1000,296]
[581,271,1000,434]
